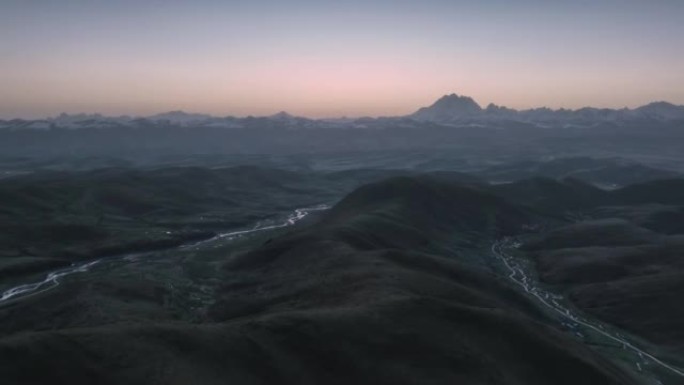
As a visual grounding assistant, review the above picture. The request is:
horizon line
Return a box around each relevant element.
[2,95,683,121]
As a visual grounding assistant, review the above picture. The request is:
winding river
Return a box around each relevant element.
[493,238,684,382]
[0,204,329,306]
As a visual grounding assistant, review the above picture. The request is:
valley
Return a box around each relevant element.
[494,238,684,384]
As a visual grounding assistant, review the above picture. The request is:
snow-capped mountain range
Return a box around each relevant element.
[1,94,683,130]
[410,94,684,124]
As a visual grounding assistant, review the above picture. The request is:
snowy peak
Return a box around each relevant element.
[433,94,482,111]
[412,94,482,122]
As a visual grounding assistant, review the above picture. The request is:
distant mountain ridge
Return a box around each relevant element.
[410,94,684,123]
[1,94,683,131]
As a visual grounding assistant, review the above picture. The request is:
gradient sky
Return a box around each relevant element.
[1,0,683,118]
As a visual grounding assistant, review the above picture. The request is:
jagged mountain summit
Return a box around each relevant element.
[411,94,482,122]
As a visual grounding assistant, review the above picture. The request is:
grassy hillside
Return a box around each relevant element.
[1,166,441,284]
[319,176,529,255]
[0,176,640,385]
[526,212,684,357]
[490,177,608,216]
[0,166,323,283]
[611,179,684,205]
[479,157,680,187]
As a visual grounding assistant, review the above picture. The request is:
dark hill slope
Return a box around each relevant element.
[519,177,684,359]
[0,177,639,385]
[523,218,661,250]
[527,217,684,356]
[0,166,329,282]
[610,179,684,205]
[592,204,684,235]
[203,177,637,384]
[318,176,531,254]
[532,236,684,285]
[490,177,608,215]
[479,157,680,187]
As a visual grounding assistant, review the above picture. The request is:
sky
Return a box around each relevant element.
[1,0,683,118]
